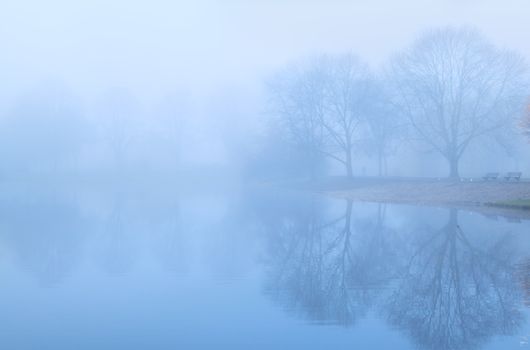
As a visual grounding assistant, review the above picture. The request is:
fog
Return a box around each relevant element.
[1,0,529,183]
[2,3,530,348]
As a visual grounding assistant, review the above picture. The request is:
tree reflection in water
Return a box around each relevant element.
[263,199,400,326]
[0,193,86,286]
[261,199,527,349]
[386,209,523,350]
[96,194,137,275]
[518,259,530,308]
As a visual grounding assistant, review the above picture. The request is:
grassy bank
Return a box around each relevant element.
[301,177,530,208]
[489,199,530,210]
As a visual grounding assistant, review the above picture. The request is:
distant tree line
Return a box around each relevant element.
[267,27,529,179]
[0,84,186,180]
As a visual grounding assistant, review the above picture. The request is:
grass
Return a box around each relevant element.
[490,199,530,210]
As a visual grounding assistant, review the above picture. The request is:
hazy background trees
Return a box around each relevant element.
[363,81,402,176]
[96,88,142,172]
[267,57,329,179]
[0,25,528,182]
[0,83,90,178]
[268,54,382,179]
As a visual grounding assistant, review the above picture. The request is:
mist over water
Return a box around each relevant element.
[0,186,529,349]
[1,1,530,349]
[1,0,530,179]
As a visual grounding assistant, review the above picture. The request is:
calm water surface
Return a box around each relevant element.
[1,184,529,349]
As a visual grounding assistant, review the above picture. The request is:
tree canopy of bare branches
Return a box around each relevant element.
[389,27,528,178]
[268,54,375,178]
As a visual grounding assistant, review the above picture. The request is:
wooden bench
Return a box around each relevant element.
[504,172,522,181]
[483,172,499,181]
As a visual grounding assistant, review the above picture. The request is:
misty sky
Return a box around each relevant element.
[1,0,529,166]
[1,0,528,102]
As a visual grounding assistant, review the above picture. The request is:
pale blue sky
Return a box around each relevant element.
[0,0,528,101]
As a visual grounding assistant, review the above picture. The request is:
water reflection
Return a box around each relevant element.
[0,187,528,350]
[149,198,188,275]
[386,209,523,350]
[257,195,528,349]
[262,199,400,325]
[96,195,137,275]
[519,260,530,308]
[0,191,86,286]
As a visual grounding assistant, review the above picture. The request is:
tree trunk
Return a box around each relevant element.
[346,150,353,179]
[448,155,460,179]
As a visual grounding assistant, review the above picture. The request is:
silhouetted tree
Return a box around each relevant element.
[269,54,374,178]
[389,27,527,178]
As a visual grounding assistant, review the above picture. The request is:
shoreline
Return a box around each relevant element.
[284,176,530,219]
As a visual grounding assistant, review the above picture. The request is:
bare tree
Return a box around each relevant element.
[268,58,328,178]
[364,81,402,176]
[389,28,528,178]
[268,54,374,178]
[320,55,374,177]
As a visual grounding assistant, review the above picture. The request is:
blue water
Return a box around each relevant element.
[0,184,529,349]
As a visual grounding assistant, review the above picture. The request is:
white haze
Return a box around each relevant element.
[0,0,529,176]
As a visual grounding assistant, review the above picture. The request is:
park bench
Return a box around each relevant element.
[504,172,522,181]
[483,172,499,181]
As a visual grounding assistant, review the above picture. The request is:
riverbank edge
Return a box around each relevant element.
[272,176,530,219]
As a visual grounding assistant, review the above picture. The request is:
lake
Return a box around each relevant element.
[0,184,529,349]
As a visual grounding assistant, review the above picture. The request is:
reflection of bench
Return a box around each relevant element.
[504,172,522,181]
[483,172,499,181]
